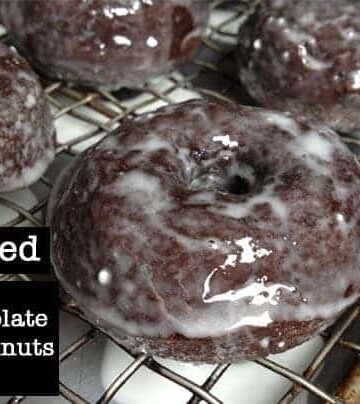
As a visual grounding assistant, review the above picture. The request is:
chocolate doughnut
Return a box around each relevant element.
[237,0,360,132]
[0,43,55,193]
[49,100,360,363]
[0,0,209,89]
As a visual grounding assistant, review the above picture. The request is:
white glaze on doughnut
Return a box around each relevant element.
[260,111,300,136]
[0,0,209,89]
[50,101,360,343]
[238,0,360,131]
[0,43,55,192]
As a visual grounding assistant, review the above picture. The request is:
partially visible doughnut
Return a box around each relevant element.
[49,100,360,363]
[0,43,55,193]
[237,0,360,132]
[0,0,209,89]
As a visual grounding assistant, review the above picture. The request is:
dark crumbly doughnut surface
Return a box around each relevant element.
[237,0,360,132]
[49,100,360,363]
[0,43,55,193]
[0,0,209,89]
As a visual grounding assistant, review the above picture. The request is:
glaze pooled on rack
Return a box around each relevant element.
[237,0,360,132]
[0,0,209,89]
[49,100,360,362]
[0,43,55,193]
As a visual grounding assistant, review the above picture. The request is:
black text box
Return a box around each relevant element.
[0,227,50,274]
[0,281,59,396]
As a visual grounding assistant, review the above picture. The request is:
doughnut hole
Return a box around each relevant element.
[188,152,267,197]
[225,175,252,195]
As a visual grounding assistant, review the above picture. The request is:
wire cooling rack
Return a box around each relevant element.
[1,1,360,403]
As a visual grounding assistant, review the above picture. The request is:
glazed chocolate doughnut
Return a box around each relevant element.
[0,43,55,193]
[237,0,360,132]
[0,0,209,89]
[49,100,360,363]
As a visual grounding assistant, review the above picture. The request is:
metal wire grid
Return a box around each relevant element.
[0,1,359,403]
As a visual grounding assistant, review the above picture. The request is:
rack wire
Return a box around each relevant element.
[1,1,360,403]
